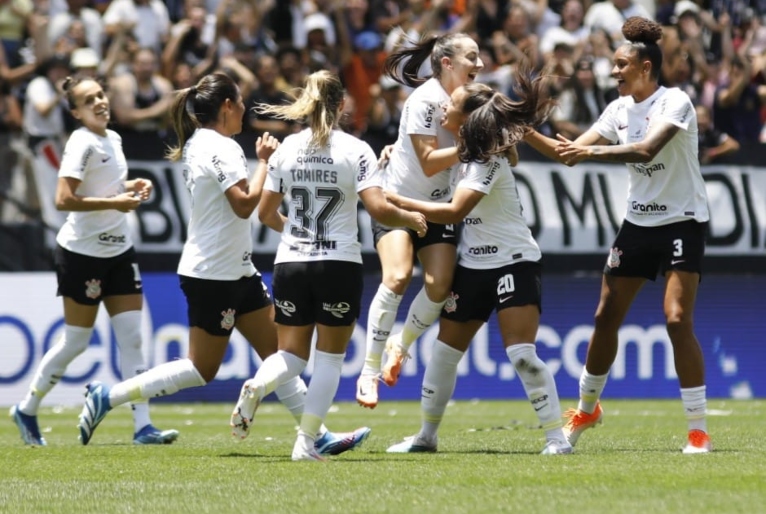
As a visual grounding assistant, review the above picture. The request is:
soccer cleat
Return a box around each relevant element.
[9,405,47,446]
[541,439,574,455]
[133,424,180,445]
[682,429,712,454]
[78,382,112,445]
[356,373,380,409]
[386,434,437,453]
[381,334,410,387]
[291,446,327,462]
[562,402,603,447]
[315,427,372,456]
[230,380,262,440]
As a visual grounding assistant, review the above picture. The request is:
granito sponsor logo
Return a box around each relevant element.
[465,217,483,225]
[482,161,500,186]
[98,232,127,244]
[468,245,499,255]
[424,104,435,128]
[630,162,665,177]
[212,155,225,182]
[631,201,668,214]
[430,186,450,200]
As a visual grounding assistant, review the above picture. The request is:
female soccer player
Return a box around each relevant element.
[77,73,371,455]
[357,32,484,409]
[524,17,712,453]
[10,76,178,446]
[384,77,573,455]
[229,70,426,461]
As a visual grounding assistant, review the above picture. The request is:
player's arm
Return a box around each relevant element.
[410,133,459,177]
[258,189,285,233]
[359,186,427,237]
[522,127,607,164]
[556,121,680,164]
[55,177,140,212]
[386,186,484,225]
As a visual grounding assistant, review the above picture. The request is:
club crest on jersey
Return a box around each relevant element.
[443,291,459,313]
[220,308,236,330]
[85,279,102,299]
[607,247,623,269]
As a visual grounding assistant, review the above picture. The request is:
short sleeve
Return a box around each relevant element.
[211,140,248,193]
[405,97,441,137]
[264,144,285,194]
[656,90,694,131]
[591,99,620,143]
[59,131,93,180]
[355,143,381,193]
[457,160,497,196]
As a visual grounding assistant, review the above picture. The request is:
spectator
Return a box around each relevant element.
[161,3,213,80]
[696,104,740,163]
[342,30,387,134]
[495,4,541,69]
[551,56,614,140]
[70,47,100,78]
[108,47,174,136]
[539,0,589,60]
[0,0,34,67]
[23,55,69,151]
[713,55,766,144]
[244,53,295,140]
[365,74,403,156]
[275,45,307,93]
[0,76,21,221]
[47,0,103,58]
[103,0,171,54]
[584,0,650,45]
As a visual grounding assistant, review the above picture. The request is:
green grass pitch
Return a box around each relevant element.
[1,399,764,514]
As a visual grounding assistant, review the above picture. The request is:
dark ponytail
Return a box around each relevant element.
[166,72,239,162]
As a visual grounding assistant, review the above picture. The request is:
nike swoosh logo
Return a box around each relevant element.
[534,405,545,411]
[671,259,685,265]
[442,234,454,238]
[618,124,628,130]
[499,296,513,303]
[102,157,111,163]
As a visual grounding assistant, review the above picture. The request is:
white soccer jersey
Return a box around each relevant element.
[265,129,381,264]
[592,86,710,227]
[177,128,256,280]
[455,156,541,270]
[384,77,455,203]
[56,127,132,257]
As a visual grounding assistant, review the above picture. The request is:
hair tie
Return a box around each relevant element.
[189,85,197,95]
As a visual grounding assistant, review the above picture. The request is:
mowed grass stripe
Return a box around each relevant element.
[0,400,763,514]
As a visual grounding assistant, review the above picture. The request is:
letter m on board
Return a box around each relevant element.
[551,171,619,246]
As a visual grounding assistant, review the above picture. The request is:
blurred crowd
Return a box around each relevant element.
[0,0,760,224]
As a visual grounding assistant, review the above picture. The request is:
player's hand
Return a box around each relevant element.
[132,178,153,201]
[378,144,394,168]
[256,131,279,162]
[554,133,588,166]
[113,192,142,212]
[408,212,427,238]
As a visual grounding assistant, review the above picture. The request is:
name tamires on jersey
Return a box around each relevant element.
[266,129,382,264]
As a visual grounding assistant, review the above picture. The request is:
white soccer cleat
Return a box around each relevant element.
[541,439,574,455]
[230,380,262,440]
[356,373,380,409]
